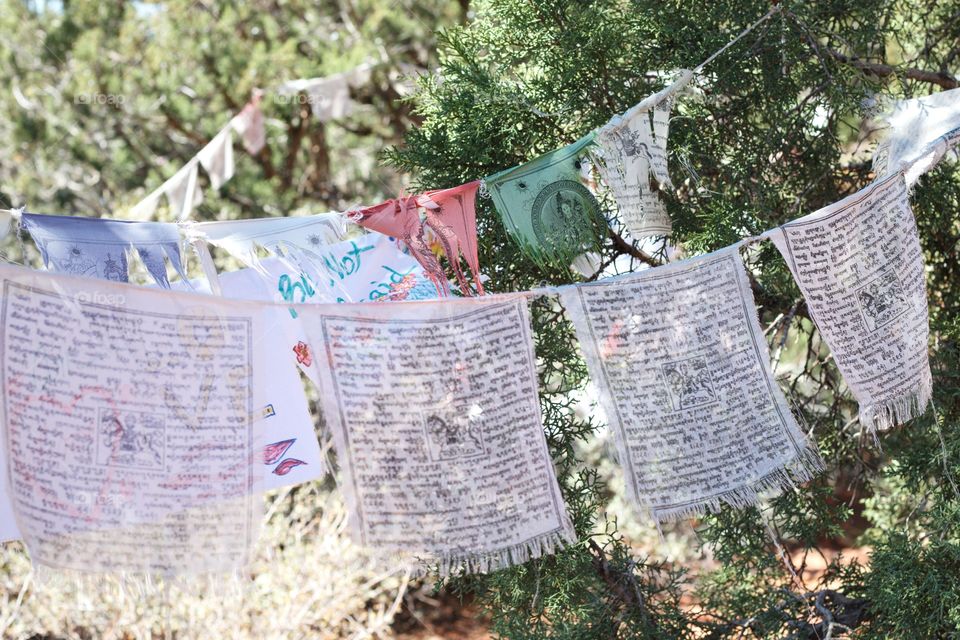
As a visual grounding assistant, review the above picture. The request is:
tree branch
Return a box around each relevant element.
[825,47,958,89]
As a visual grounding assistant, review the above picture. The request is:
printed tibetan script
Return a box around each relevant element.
[561,247,822,524]
[594,97,674,237]
[303,297,575,575]
[767,173,931,432]
[0,265,262,574]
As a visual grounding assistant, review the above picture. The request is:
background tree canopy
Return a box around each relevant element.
[2,0,960,638]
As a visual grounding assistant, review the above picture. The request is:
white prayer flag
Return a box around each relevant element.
[163,161,203,221]
[0,264,264,574]
[765,173,931,432]
[301,296,575,575]
[873,88,960,185]
[593,71,694,238]
[197,126,236,190]
[278,65,372,122]
[231,93,267,155]
[186,212,349,271]
[561,246,823,525]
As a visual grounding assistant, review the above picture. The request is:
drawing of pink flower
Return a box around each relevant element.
[293,341,312,367]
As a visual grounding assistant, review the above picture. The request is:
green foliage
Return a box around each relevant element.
[0,0,465,221]
[390,0,960,637]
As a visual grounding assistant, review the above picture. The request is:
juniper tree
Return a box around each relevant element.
[388,1,960,637]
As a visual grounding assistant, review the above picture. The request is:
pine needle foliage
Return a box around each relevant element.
[387,1,960,637]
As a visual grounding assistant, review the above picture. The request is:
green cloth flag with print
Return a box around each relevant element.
[485,132,606,267]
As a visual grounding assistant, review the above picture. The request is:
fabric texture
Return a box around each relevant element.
[561,246,823,525]
[20,212,188,288]
[417,181,485,295]
[197,127,236,190]
[278,65,371,121]
[231,91,267,155]
[593,71,694,238]
[351,197,451,295]
[302,296,575,575]
[186,212,350,272]
[485,132,605,267]
[765,172,931,432]
[0,263,264,575]
[873,87,960,185]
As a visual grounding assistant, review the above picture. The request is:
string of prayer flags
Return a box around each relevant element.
[873,87,960,185]
[350,196,453,295]
[0,263,264,574]
[764,172,931,432]
[20,213,188,288]
[592,70,694,238]
[561,246,823,525]
[301,296,575,575]
[278,65,373,121]
[186,212,350,273]
[129,93,267,220]
[485,132,607,268]
[417,181,485,295]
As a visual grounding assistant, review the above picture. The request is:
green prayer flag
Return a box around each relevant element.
[485,132,606,267]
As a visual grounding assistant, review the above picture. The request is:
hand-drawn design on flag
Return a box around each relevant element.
[856,271,909,332]
[660,356,717,411]
[422,412,486,462]
[273,459,307,476]
[263,439,296,465]
[293,341,312,367]
[101,253,126,281]
[96,408,166,470]
[63,246,97,276]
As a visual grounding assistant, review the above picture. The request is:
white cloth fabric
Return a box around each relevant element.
[278,65,372,121]
[0,264,264,574]
[165,275,325,491]
[231,95,267,155]
[764,172,931,432]
[301,296,575,575]
[561,246,822,525]
[0,450,18,542]
[163,161,203,221]
[873,87,960,185]
[186,212,349,272]
[593,71,694,238]
[197,127,236,190]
